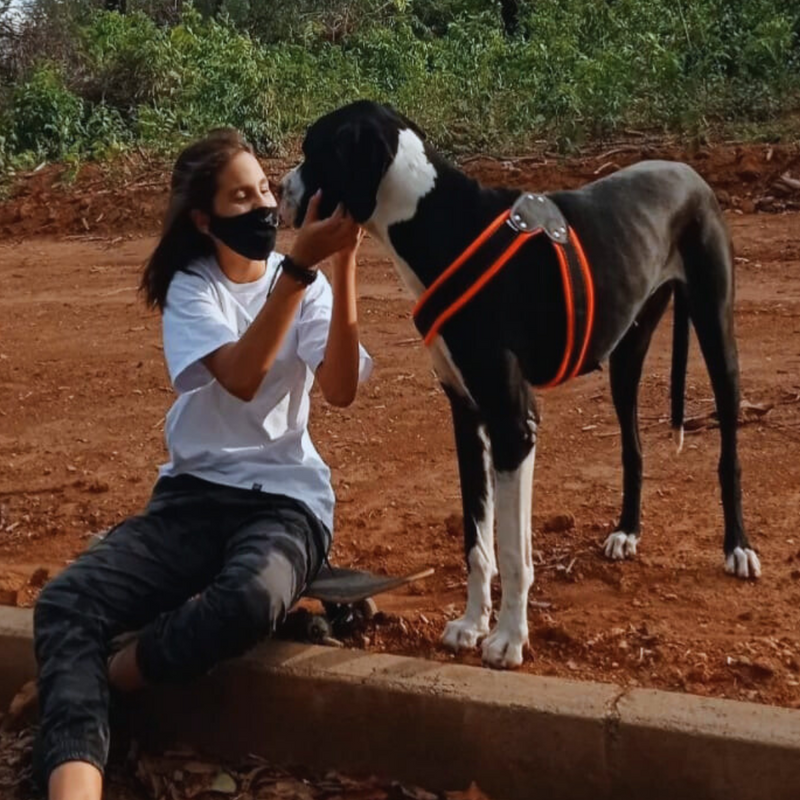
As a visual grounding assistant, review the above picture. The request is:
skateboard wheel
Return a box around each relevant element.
[355,597,378,621]
[306,614,332,643]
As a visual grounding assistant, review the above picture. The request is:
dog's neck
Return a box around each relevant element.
[365,128,519,297]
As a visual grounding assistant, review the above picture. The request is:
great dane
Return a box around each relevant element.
[278,100,760,669]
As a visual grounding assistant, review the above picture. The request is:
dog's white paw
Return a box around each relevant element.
[603,531,639,561]
[480,624,527,669]
[442,617,489,651]
[725,547,762,580]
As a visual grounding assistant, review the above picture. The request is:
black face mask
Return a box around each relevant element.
[208,206,278,261]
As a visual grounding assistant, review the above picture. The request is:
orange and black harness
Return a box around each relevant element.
[412,192,596,388]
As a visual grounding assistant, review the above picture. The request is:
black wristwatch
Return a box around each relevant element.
[280,255,318,286]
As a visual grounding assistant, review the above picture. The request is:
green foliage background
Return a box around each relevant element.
[1,0,799,169]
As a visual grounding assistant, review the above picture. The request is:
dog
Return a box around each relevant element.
[278,100,760,669]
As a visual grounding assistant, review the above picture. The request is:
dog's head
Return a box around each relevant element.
[279,100,426,227]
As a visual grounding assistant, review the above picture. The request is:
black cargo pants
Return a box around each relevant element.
[33,474,330,783]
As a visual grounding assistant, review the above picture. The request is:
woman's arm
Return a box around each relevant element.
[203,273,305,401]
[203,194,359,402]
[315,235,363,407]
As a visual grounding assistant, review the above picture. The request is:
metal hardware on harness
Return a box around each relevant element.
[507,193,569,243]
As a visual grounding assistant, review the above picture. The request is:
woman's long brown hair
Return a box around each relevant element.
[140,128,254,311]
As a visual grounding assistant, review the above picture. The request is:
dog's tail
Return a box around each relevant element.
[671,285,689,454]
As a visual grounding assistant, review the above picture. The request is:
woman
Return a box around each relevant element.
[33,128,371,800]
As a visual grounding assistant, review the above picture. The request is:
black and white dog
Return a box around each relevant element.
[278,101,760,669]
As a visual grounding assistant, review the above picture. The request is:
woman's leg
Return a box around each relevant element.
[133,500,328,685]
[33,478,228,794]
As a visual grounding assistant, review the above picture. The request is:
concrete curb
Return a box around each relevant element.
[2,607,799,800]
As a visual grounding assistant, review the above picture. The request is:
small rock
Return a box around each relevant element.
[87,480,110,494]
[542,513,575,533]
[29,567,49,588]
[715,189,731,208]
[740,198,756,214]
[752,659,776,679]
[444,513,463,538]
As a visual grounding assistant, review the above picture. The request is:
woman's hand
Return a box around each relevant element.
[315,221,364,408]
[330,226,364,273]
[289,191,360,269]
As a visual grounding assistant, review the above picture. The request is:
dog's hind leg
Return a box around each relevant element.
[441,389,496,651]
[682,215,760,579]
[603,283,673,561]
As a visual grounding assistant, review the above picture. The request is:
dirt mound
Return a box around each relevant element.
[3,141,800,240]
[0,155,296,240]
[461,141,800,213]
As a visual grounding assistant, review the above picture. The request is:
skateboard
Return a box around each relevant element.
[282,565,435,645]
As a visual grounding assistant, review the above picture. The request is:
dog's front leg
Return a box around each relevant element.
[481,406,537,669]
[441,389,496,651]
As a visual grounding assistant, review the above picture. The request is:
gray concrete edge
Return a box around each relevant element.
[2,606,799,800]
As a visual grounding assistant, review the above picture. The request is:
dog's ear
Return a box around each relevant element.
[331,120,394,223]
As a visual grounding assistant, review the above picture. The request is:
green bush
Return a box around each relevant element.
[1,0,799,167]
[9,65,85,159]
[82,102,133,158]
[79,10,178,112]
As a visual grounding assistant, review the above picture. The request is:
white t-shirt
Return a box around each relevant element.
[158,252,372,532]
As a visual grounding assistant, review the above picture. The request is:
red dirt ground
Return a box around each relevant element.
[2,142,800,711]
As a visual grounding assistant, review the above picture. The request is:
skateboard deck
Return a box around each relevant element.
[305,566,434,605]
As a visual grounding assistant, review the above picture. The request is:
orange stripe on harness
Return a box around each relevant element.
[543,243,575,388]
[422,228,538,346]
[412,199,595,387]
[413,210,509,319]
[568,227,595,381]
